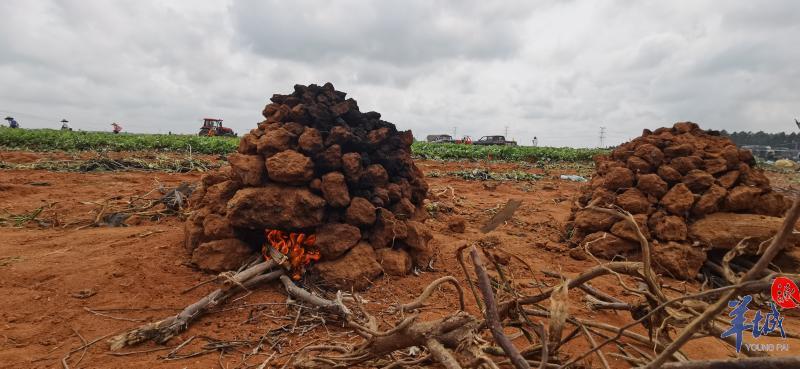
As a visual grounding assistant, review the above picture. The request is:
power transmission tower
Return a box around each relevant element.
[599,126,607,148]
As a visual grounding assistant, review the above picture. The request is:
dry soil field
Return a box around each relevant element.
[1,151,799,368]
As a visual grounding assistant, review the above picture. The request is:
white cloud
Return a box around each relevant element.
[0,1,798,147]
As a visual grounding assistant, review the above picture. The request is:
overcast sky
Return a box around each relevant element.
[1,1,798,147]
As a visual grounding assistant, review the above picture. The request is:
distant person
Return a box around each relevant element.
[4,116,19,128]
[111,122,123,134]
[532,136,538,147]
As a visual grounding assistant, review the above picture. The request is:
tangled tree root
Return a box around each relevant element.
[105,196,800,369]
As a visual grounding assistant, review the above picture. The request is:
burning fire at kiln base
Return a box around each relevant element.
[263,229,320,280]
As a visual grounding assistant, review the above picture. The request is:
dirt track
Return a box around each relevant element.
[1,152,799,368]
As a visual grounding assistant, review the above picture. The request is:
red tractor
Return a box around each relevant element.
[198,118,236,137]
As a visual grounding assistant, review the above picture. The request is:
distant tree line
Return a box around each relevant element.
[721,130,800,149]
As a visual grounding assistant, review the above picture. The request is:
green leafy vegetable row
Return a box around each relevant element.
[0,128,607,162]
[0,128,238,154]
[411,142,606,162]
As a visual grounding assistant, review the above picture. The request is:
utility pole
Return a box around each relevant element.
[599,126,607,148]
[504,126,509,138]
[453,126,457,138]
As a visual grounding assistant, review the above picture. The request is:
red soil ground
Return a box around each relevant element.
[1,151,799,368]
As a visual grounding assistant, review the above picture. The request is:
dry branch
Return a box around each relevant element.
[530,323,549,369]
[543,270,624,304]
[586,206,666,303]
[283,274,481,369]
[523,308,677,357]
[515,262,642,307]
[579,323,610,369]
[426,338,463,369]
[470,246,529,369]
[660,357,800,369]
[279,275,350,317]
[109,260,280,350]
[643,197,800,369]
[356,312,479,359]
[396,275,465,313]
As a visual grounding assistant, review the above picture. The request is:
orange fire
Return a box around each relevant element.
[263,229,321,280]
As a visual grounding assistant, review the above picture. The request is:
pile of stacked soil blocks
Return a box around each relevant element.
[184,83,432,290]
[568,122,796,279]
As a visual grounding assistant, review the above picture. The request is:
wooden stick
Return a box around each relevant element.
[553,271,800,366]
[279,275,350,316]
[457,244,483,311]
[586,206,666,303]
[542,270,624,304]
[471,246,529,369]
[523,308,676,355]
[109,261,280,350]
[518,262,642,305]
[530,323,549,369]
[397,276,465,312]
[583,295,632,311]
[643,197,800,369]
[660,357,800,369]
[578,323,610,369]
[426,338,463,369]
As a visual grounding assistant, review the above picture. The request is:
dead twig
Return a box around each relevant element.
[470,246,529,369]
[659,356,800,369]
[530,323,549,369]
[583,295,632,311]
[279,275,350,317]
[109,261,281,350]
[719,238,751,284]
[105,346,175,356]
[426,338,463,369]
[516,262,643,306]
[60,332,115,369]
[396,275,465,313]
[84,307,144,322]
[643,197,800,369]
[586,206,665,303]
[181,275,220,294]
[457,243,483,311]
[578,323,610,369]
[542,270,624,304]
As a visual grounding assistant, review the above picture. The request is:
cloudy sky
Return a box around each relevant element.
[1,1,798,147]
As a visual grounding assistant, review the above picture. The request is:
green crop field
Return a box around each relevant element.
[0,128,239,154]
[0,128,606,162]
[411,142,606,162]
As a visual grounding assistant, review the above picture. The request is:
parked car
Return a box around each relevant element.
[426,134,454,143]
[473,135,517,146]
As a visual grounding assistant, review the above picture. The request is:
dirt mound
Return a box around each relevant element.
[185,83,430,289]
[569,122,794,279]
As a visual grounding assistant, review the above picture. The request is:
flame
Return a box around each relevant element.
[263,229,320,280]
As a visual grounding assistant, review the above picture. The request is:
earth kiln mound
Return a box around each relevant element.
[184,83,432,290]
[568,122,797,279]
